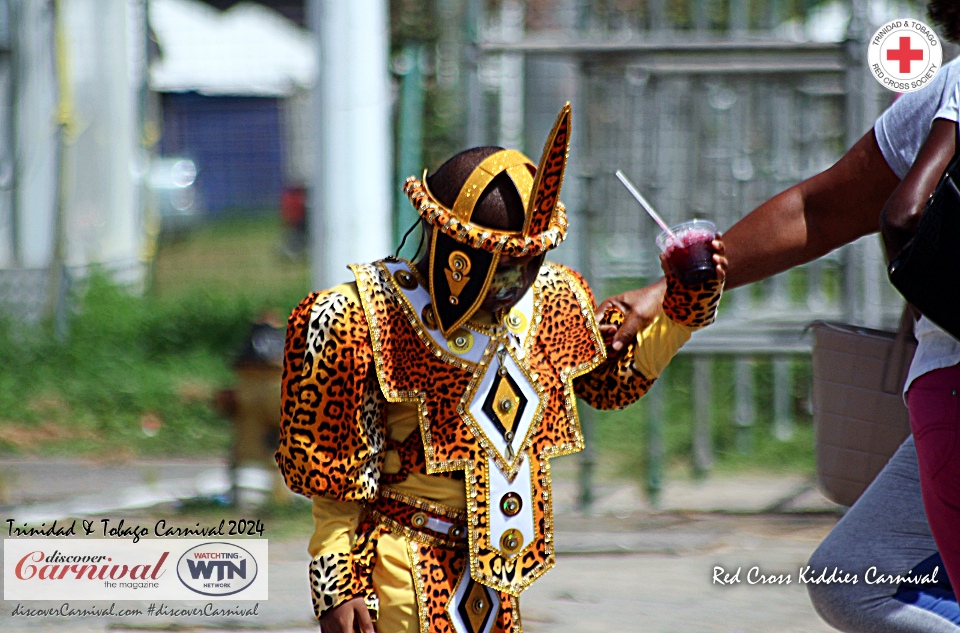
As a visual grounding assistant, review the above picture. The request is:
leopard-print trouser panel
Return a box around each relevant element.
[409,542,518,633]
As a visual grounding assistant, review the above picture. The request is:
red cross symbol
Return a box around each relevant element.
[887,36,924,74]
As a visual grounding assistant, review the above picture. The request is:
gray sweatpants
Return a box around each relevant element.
[808,436,960,632]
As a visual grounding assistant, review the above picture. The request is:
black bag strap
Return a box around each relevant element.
[882,306,916,394]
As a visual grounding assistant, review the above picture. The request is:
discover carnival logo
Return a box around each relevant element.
[176,542,258,597]
[4,539,267,601]
[869,18,942,93]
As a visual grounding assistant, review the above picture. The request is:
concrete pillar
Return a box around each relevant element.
[309,0,392,289]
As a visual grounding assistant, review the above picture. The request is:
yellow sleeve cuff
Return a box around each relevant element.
[308,496,363,558]
[632,312,692,379]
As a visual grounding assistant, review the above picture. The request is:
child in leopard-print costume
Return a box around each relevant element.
[275,105,725,633]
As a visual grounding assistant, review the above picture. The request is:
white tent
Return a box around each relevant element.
[149,0,316,97]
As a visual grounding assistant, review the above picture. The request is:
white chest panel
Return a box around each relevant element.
[382,260,489,364]
[487,453,535,555]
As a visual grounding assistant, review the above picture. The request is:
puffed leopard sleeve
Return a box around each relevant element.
[275,286,386,501]
[564,267,655,410]
[572,269,723,410]
[275,286,387,622]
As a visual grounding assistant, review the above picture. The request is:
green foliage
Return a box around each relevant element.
[0,216,308,459]
[590,354,816,480]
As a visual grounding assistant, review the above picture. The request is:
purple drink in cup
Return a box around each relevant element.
[656,219,717,286]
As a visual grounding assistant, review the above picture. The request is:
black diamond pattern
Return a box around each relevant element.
[456,576,495,633]
[480,370,528,441]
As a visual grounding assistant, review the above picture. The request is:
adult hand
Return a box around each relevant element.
[659,235,727,283]
[597,236,726,353]
[319,597,375,633]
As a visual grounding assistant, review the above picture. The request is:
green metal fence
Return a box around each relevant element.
[465,0,927,508]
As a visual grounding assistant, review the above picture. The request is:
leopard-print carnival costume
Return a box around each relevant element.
[276,257,722,633]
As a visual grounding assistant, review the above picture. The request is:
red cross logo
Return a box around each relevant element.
[887,36,924,74]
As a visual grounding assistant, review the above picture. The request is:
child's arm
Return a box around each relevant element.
[275,287,384,626]
[574,245,725,410]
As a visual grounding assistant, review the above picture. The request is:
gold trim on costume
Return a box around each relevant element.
[351,261,476,483]
[404,177,568,258]
[456,335,547,482]
[366,509,466,550]
[451,149,535,224]
[375,260,480,372]
[407,543,431,633]
[380,486,467,521]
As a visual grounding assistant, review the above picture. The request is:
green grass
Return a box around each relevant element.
[0,215,309,459]
[590,354,816,480]
[151,216,309,305]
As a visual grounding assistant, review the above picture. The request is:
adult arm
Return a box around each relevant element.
[881,117,958,260]
[599,129,901,351]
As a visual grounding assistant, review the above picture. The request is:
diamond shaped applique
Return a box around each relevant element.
[463,340,545,477]
[480,370,527,441]
[450,575,499,633]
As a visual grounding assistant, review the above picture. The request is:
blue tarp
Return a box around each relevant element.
[160,92,284,216]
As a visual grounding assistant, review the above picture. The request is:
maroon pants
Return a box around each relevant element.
[907,363,960,590]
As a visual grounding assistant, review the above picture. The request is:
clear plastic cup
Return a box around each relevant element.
[656,219,718,286]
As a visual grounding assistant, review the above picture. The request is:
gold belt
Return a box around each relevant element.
[367,487,468,549]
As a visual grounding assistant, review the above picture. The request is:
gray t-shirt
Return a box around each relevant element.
[874,56,960,391]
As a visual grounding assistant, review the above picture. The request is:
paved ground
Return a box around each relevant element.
[0,457,842,632]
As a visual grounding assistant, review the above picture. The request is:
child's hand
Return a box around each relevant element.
[319,597,375,633]
[598,305,628,353]
[597,280,667,353]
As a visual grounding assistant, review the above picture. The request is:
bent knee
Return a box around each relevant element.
[805,547,873,631]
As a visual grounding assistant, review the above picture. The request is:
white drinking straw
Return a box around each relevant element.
[615,170,674,238]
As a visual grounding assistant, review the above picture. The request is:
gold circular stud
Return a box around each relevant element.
[421,305,438,330]
[504,431,514,442]
[449,251,471,274]
[447,329,473,354]
[498,398,514,413]
[411,512,428,528]
[501,492,522,517]
[471,597,486,614]
[500,529,523,554]
[506,309,527,333]
[448,525,465,539]
[393,269,418,290]
[449,296,458,305]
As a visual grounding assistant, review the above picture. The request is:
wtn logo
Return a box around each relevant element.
[185,558,247,581]
[176,543,258,597]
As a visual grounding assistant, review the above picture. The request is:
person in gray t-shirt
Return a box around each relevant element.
[600,2,960,631]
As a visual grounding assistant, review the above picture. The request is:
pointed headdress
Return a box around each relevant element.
[403,103,572,337]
